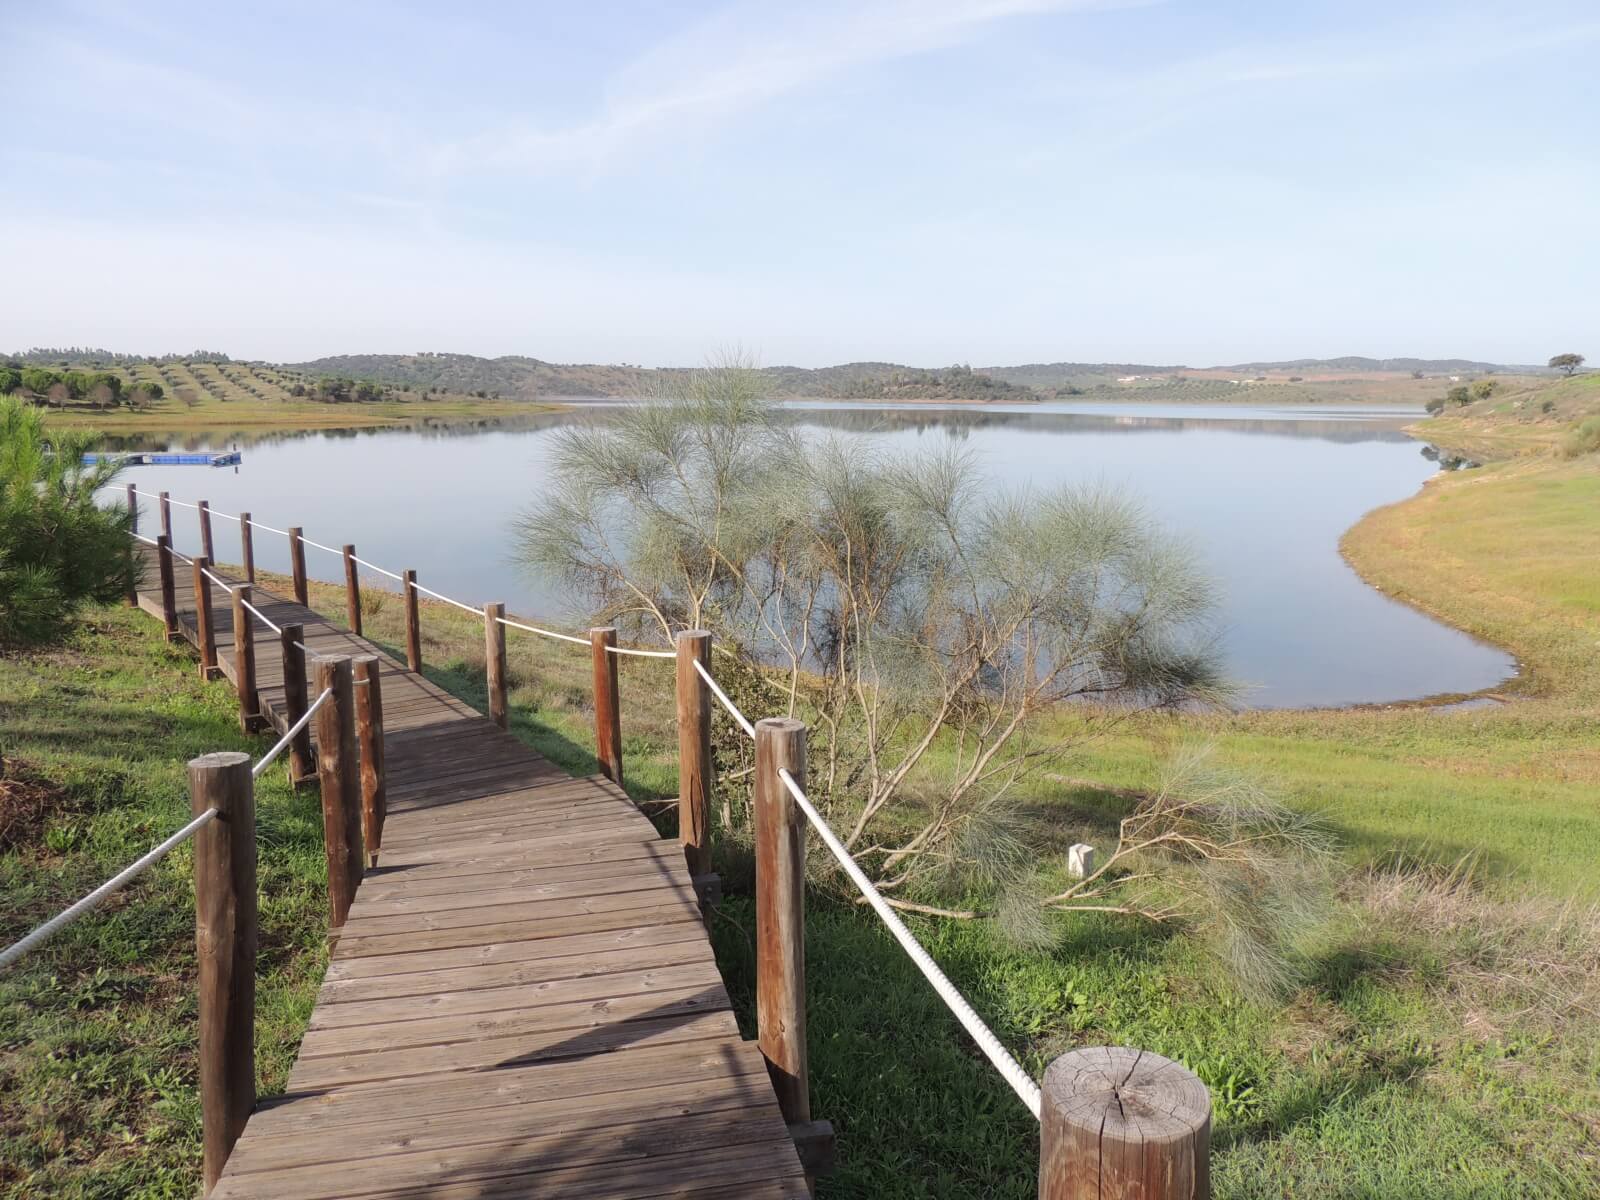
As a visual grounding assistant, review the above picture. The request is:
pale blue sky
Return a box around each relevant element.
[3,0,1595,366]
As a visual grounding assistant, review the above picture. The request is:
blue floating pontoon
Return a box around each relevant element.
[82,451,242,467]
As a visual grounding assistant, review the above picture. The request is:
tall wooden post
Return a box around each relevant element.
[231,584,261,731]
[157,534,179,640]
[342,544,362,635]
[193,555,220,680]
[198,499,215,563]
[314,655,363,929]
[123,484,138,607]
[755,717,808,1125]
[188,751,256,1195]
[353,655,387,868]
[403,570,422,672]
[288,527,308,606]
[676,630,713,876]
[591,627,623,786]
[1039,1047,1211,1200]
[280,623,315,785]
[159,490,172,542]
[239,512,255,583]
[484,603,508,729]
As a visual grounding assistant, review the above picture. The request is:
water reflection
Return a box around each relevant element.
[107,402,1513,709]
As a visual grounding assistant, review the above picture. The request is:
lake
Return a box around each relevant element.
[111,401,1515,708]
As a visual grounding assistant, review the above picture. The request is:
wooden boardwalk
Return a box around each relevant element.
[133,545,810,1198]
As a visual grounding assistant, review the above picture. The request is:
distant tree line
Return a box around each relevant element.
[8,347,233,366]
[0,365,164,409]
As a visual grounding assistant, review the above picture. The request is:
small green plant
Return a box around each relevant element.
[1561,415,1600,458]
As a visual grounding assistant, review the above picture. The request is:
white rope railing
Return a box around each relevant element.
[202,567,234,594]
[775,765,1043,1119]
[239,597,281,635]
[694,658,756,738]
[252,686,332,779]
[0,808,220,971]
[497,616,590,646]
[608,643,675,659]
[349,554,403,582]
[408,579,481,615]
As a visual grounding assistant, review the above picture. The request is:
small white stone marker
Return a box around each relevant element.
[1067,843,1095,879]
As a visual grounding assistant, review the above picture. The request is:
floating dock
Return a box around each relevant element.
[83,451,241,467]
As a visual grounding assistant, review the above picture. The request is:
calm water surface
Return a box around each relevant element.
[115,402,1514,708]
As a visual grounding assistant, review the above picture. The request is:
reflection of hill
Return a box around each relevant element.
[98,403,1418,454]
[782,406,1418,444]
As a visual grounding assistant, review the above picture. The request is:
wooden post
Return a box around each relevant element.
[403,570,422,672]
[198,499,215,563]
[314,655,363,929]
[157,534,179,640]
[239,512,255,583]
[353,655,387,868]
[188,750,256,1194]
[123,484,138,607]
[1039,1047,1211,1200]
[591,627,623,786]
[159,490,172,541]
[484,603,508,729]
[231,584,261,731]
[676,630,713,877]
[288,527,308,606]
[343,544,362,635]
[280,623,315,785]
[755,717,808,1124]
[193,555,221,679]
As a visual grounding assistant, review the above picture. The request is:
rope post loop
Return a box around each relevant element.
[156,534,179,640]
[403,569,422,672]
[188,750,256,1194]
[484,603,509,729]
[193,555,221,679]
[314,655,363,930]
[280,623,316,785]
[1039,1048,1211,1200]
[239,512,255,584]
[288,526,308,606]
[342,544,362,635]
[198,499,215,562]
[231,584,262,732]
[675,630,713,878]
[755,716,809,1125]
[353,655,387,868]
[590,627,623,786]
[159,490,172,541]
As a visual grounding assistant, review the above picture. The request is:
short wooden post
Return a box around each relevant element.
[755,717,808,1124]
[288,526,308,606]
[353,655,387,867]
[239,512,255,583]
[676,630,713,877]
[188,750,256,1194]
[198,499,215,563]
[157,534,179,639]
[1039,1047,1211,1200]
[591,627,623,786]
[403,570,422,672]
[484,603,508,729]
[280,623,315,785]
[127,483,138,534]
[231,584,261,731]
[342,544,362,635]
[159,490,172,541]
[193,555,221,679]
[314,655,363,929]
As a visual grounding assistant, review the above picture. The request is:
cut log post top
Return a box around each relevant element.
[1039,1046,1211,1200]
